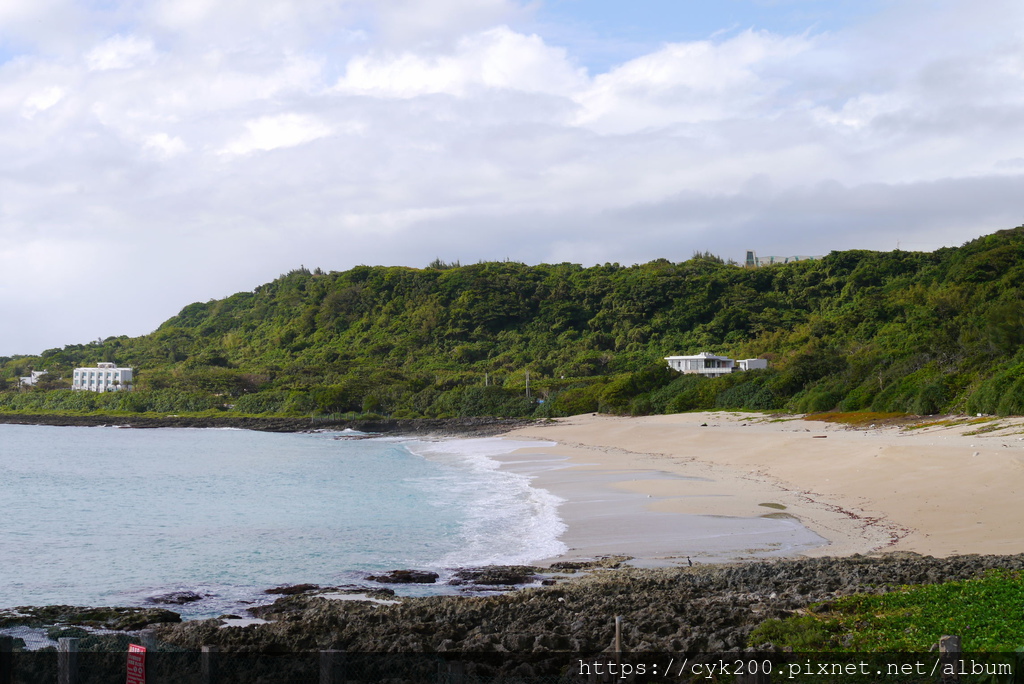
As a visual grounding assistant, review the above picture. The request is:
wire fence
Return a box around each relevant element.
[0,635,604,684]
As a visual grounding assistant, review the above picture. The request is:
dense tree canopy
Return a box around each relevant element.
[5,227,1024,418]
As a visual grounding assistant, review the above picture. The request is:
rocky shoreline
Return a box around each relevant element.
[154,552,1024,654]
[0,413,540,436]
[5,553,1023,657]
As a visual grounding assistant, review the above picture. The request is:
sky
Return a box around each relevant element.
[2,0,1023,356]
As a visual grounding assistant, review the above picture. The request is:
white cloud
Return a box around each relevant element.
[221,113,335,155]
[811,92,911,131]
[21,86,65,118]
[2,0,1024,354]
[368,0,526,47]
[0,0,91,55]
[572,29,812,133]
[85,35,157,71]
[335,26,586,98]
[145,0,350,49]
[144,132,187,158]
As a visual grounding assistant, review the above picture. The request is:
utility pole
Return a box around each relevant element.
[525,371,530,399]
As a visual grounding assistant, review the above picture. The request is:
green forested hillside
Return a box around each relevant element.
[4,227,1024,419]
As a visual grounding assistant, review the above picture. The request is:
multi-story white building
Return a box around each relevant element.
[665,352,767,377]
[72,362,133,392]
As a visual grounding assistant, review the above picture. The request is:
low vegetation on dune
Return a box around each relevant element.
[6,227,1024,420]
[750,570,1024,652]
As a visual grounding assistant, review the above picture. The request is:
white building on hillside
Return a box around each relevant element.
[745,250,823,267]
[72,362,133,392]
[19,370,48,387]
[665,352,767,377]
[737,358,768,371]
[665,352,735,377]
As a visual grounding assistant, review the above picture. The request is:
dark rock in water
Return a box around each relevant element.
[265,584,320,595]
[547,555,632,571]
[149,591,205,605]
[366,570,438,584]
[328,585,397,597]
[449,566,540,586]
[1,605,181,631]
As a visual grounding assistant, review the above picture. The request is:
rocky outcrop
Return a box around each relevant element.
[148,591,205,605]
[547,556,632,572]
[265,584,320,595]
[366,570,439,584]
[153,552,1024,655]
[0,605,181,630]
[449,566,540,586]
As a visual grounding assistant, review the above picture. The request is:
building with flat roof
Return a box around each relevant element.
[737,358,768,371]
[664,352,735,377]
[665,352,767,377]
[72,362,133,393]
[19,370,48,387]
[745,250,823,267]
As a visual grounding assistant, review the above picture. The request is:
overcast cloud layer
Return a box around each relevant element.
[2,0,1023,355]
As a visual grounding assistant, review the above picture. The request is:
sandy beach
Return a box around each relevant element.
[497,412,1024,564]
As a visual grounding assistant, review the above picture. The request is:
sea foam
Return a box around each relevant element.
[401,438,567,567]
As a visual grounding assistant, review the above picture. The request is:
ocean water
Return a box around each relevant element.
[0,425,563,619]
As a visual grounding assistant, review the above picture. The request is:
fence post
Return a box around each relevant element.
[201,645,218,684]
[58,637,79,684]
[136,630,157,684]
[139,629,157,651]
[0,635,13,684]
[614,616,622,668]
[320,650,346,684]
[447,661,465,684]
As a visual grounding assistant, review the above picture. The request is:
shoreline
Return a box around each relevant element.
[4,410,1024,633]
[6,408,1022,562]
[503,412,1024,562]
[6,411,1024,657]
[0,412,533,436]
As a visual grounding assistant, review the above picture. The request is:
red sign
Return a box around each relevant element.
[126,644,146,684]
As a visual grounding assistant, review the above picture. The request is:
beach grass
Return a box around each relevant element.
[749,570,1024,651]
[802,411,909,426]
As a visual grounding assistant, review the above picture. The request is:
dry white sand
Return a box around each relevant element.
[497,412,1024,565]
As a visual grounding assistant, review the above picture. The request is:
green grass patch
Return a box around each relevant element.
[964,421,1007,436]
[748,571,1024,652]
[803,411,907,426]
[903,417,969,430]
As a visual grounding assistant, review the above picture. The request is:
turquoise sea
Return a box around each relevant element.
[0,425,564,619]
